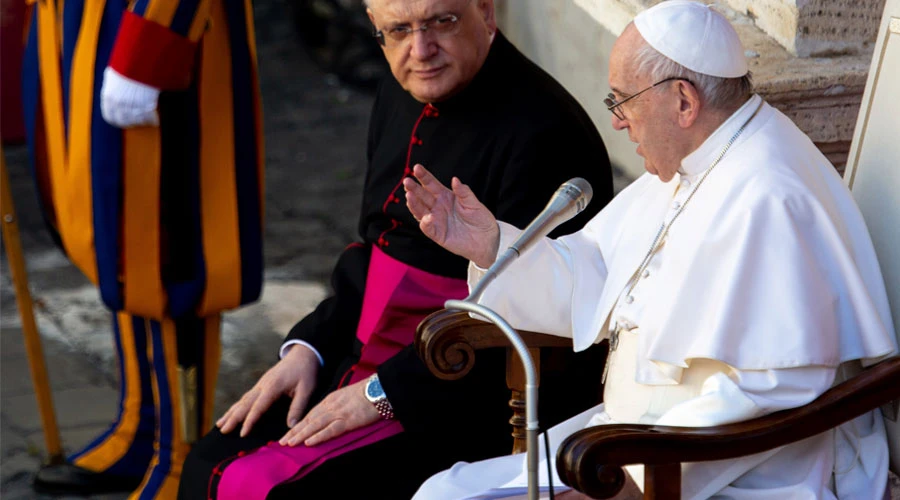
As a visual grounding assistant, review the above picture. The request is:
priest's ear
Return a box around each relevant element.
[675,80,702,129]
[478,0,497,32]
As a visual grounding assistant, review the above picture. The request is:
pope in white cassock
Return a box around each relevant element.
[402,1,898,499]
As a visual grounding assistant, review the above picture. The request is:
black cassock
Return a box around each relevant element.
[181,32,614,499]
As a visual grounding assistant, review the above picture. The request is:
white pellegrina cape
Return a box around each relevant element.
[476,96,895,381]
[425,95,898,499]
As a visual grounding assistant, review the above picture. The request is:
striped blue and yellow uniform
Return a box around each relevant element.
[22,0,263,496]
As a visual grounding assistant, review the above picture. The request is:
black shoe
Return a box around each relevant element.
[33,463,144,495]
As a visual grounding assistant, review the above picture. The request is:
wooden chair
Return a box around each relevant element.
[415,308,596,454]
[417,309,900,498]
[416,1,900,497]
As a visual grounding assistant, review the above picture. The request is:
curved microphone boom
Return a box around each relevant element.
[467,178,593,303]
[445,178,592,500]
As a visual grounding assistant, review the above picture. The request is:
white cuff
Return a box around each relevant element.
[466,221,520,294]
[100,67,161,128]
[279,340,325,366]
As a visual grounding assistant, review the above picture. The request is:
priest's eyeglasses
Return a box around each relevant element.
[373,13,462,47]
[604,77,693,120]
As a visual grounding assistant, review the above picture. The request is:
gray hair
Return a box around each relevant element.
[633,40,753,110]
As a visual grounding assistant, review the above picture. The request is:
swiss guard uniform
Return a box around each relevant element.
[21,0,263,497]
[180,32,614,500]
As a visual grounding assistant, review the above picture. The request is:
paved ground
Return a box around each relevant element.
[2,0,896,498]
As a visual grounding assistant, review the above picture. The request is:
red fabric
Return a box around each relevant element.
[214,246,468,499]
[351,245,468,382]
[215,420,402,499]
[1,0,27,143]
[108,11,197,90]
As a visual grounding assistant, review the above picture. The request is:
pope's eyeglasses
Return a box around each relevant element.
[604,77,692,120]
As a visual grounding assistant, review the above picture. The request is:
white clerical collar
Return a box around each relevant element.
[679,94,762,178]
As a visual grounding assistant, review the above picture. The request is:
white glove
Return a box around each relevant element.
[100,67,161,128]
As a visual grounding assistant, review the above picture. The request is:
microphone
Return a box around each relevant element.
[467,178,593,302]
[449,178,592,498]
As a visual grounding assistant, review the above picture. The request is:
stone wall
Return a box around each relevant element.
[495,0,882,178]
[722,0,885,57]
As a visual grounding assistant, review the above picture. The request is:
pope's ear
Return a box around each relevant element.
[677,80,701,128]
[675,80,700,128]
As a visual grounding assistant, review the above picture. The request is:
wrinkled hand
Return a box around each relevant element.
[100,67,160,128]
[403,164,500,268]
[278,378,380,447]
[216,345,318,437]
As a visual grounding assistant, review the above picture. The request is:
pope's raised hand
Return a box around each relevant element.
[403,164,500,269]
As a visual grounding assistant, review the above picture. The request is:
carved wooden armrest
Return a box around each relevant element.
[415,308,570,381]
[416,308,572,453]
[556,357,900,499]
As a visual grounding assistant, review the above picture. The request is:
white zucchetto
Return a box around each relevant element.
[634,0,749,78]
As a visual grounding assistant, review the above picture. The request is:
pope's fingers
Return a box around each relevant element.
[411,164,450,195]
[404,187,431,221]
[450,177,478,206]
[404,176,437,205]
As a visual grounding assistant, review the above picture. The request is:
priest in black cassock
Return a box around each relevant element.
[179,0,614,498]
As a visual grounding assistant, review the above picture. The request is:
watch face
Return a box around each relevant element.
[366,376,384,401]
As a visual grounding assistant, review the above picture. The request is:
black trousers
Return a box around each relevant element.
[179,345,607,500]
[178,397,511,500]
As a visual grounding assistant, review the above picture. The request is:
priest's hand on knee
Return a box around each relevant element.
[216,345,319,437]
[404,164,501,269]
[278,378,380,447]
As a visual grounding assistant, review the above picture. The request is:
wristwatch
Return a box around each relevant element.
[364,374,394,420]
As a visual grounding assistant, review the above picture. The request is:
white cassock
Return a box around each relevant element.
[413,95,897,500]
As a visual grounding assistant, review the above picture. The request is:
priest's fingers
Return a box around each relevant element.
[300,420,348,448]
[216,388,257,434]
[280,400,335,447]
[216,403,237,431]
[240,386,280,437]
[286,382,312,428]
[279,414,315,447]
[280,410,333,447]
[280,382,380,447]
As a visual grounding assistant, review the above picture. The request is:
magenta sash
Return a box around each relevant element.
[215,246,467,499]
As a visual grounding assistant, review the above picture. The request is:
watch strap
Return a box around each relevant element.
[374,398,394,420]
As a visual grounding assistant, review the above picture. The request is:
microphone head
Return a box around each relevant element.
[505,177,594,256]
[558,177,593,215]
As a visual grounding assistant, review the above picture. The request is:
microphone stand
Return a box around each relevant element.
[444,297,540,500]
[440,177,592,500]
